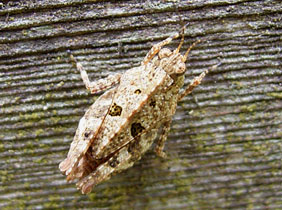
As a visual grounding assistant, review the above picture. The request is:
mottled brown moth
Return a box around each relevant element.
[59,25,220,194]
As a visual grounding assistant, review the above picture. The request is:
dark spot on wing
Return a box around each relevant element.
[109,103,122,116]
[134,89,141,94]
[108,156,120,168]
[84,131,91,138]
[131,123,145,138]
[149,100,156,107]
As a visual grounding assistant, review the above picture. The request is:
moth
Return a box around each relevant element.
[59,25,220,194]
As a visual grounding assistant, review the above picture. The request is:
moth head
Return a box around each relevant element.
[159,48,186,75]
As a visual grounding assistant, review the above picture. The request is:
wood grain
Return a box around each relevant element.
[0,0,281,209]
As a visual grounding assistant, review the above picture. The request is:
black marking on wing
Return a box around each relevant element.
[109,103,122,116]
[149,100,156,107]
[130,122,145,138]
[117,114,174,157]
[134,89,142,94]
[108,156,120,168]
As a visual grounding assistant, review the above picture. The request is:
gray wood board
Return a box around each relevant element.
[0,0,281,209]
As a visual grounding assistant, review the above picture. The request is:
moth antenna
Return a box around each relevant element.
[174,26,185,54]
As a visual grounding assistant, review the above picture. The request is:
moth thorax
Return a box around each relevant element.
[158,48,172,59]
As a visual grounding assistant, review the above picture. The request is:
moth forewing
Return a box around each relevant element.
[90,64,173,159]
[59,87,117,178]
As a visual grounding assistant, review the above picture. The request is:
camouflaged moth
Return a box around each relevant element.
[59,25,220,194]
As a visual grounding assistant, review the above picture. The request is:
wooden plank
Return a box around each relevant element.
[0,0,281,209]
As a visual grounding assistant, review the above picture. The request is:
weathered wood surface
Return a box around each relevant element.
[0,0,281,209]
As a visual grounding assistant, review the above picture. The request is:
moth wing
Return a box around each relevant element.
[92,64,173,158]
[59,86,117,176]
[77,125,160,194]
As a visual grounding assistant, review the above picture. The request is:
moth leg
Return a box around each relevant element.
[70,55,121,94]
[155,118,173,158]
[182,39,202,62]
[178,62,221,101]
